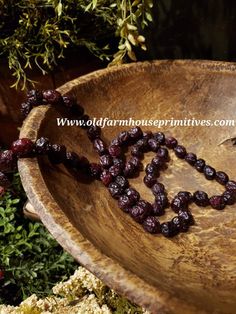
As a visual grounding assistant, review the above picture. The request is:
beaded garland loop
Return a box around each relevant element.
[1,89,236,238]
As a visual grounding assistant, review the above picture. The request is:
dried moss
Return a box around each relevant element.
[0,267,150,313]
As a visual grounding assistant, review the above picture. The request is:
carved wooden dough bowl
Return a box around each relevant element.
[18,60,236,314]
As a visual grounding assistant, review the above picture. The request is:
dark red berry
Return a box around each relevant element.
[89,163,102,179]
[118,131,130,145]
[226,180,236,192]
[0,172,11,188]
[118,195,133,212]
[165,136,178,149]
[177,191,192,203]
[172,216,182,231]
[131,145,143,158]
[153,132,165,144]
[136,138,149,152]
[125,188,140,204]
[0,150,17,172]
[161,222,176,237]
[142,216,161,233]
[87,126,101,141]
[151,156,164,169]
[152,182,165,196]
[152,202,165,216]
[109,164,123,177]
[62,95,76,108]
[113,158,125,169]
[100,154,113,168]
[21,102,32,117]
[193,190,209,207]
[35,137,51,154]
[108,182,124,199]
[0,269,4,280]
[145,163,158,176]
[185,153,197,166]
[11,138,34,157]
[0,186,5,196]
[27,89,43,105]
[178,209,194,225]
[203,165,216,180]
[142,131,153,139]
[108,145,121,157]
[48,144,66,164]
[215,171,229,185]
[156,147,169,161]
[222,190,236,205]
[64,152,80,169]
[174,145,187,159]
[115,176,129,189]
[100,170,113,186]
[129,200,152,223]
[195,159,205,172]
[209,195,225,210]
[129,157,141,169]
[43,89,62,104]
[171,196,188,213]
[172,216,189,232]
[155,193,169,209]
[111,138,120,146]
[143,174,156,187]
[148,139,159,152]
[93,138,107,156]
[123,161,137,177]
[128,127,143,140]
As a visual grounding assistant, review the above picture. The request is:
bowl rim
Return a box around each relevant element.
[18,59,236,314]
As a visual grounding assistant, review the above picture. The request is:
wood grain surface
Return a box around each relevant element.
[18,60,236,314]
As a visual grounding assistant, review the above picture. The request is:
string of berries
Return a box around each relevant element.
[1,89,235,238]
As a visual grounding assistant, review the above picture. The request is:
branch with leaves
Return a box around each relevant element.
[111,0,153,64]
[0,0,153,89]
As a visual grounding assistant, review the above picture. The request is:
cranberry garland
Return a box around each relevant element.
[1,89,236,238]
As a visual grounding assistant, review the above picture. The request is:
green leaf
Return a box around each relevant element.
[56,1,63,17]
[145,11,153,22]
[92,0,97,9]
[12,199,20,204]
[127,50,137,61]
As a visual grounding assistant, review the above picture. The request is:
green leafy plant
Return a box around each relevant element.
[0,175,146,312]
[0,0,153,89]
[0,173,77,305]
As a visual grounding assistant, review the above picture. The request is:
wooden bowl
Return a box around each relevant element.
[18,60,236,314]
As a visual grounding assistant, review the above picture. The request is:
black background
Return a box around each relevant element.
[143,0,236,61]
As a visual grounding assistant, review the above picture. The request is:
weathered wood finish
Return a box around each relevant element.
[18,60,236,314]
